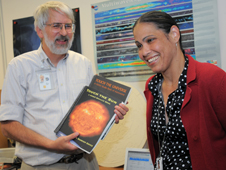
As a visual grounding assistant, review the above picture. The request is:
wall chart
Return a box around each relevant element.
[91,0,220,81]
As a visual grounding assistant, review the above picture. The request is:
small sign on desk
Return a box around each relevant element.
[124,148,154,170]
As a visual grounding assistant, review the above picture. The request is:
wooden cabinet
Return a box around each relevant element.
[0,89,9,148]
[0,124,8,148]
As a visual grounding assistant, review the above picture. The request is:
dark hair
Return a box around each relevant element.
[133,11,184,54]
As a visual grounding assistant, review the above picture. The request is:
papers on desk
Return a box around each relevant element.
[0,148,15,163]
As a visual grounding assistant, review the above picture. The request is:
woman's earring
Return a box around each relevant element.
[176,43,177,47]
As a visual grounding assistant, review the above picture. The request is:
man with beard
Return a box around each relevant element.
[0,1,129,170]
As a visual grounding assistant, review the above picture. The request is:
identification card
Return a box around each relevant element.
[38,73,52,90]
[156,157,163,170]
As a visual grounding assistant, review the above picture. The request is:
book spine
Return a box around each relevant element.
[101,116,115,140]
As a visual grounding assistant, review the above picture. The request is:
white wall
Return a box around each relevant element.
[0,30,4,90]
[0,0,108,88]
[0,0,225,93]
[217,0,226,71]
[0,0,6,90]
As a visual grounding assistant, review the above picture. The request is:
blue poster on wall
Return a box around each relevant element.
[91,0,220,82]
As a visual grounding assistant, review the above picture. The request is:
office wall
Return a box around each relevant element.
[217,0,226,71]
[0,33,4,90]
[0,0,109,89]
[0,0,225,93]
[0,0,5,90]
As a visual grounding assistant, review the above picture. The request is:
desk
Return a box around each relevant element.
[99,166,123,170]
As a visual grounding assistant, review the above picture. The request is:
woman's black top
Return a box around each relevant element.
[149,56,192,170]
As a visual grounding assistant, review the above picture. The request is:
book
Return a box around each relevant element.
[54,85,122,154]
[89,75,132,140]
[89,75,131,104]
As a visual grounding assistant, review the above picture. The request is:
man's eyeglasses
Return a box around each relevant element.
[44,23,75,33]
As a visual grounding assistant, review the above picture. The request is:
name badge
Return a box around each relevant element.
[156,157,163,170]
[38,73,52,90]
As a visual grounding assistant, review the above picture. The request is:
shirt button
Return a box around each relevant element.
[193,136,198,141]
[61,83,63,86]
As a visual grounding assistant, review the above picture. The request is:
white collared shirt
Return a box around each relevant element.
[0,46,94,166]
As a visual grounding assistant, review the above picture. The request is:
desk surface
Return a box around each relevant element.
[99,166,123,170]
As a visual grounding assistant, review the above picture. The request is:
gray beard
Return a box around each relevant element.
[43,33,74,55]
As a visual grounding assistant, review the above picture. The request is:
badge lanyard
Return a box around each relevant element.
[155,92,176,170]
[37,59,52,91]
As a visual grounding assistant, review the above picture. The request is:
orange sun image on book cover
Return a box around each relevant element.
[69,100,110,137]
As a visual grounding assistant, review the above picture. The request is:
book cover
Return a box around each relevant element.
[89,75,132,140]
[89,75,132,104]
[54,86,121,154]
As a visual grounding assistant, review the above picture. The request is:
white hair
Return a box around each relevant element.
[33,1,75,31]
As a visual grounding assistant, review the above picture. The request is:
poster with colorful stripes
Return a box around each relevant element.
[91,0,220,81]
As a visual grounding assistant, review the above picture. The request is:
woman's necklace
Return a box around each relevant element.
[155,91,176,170]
